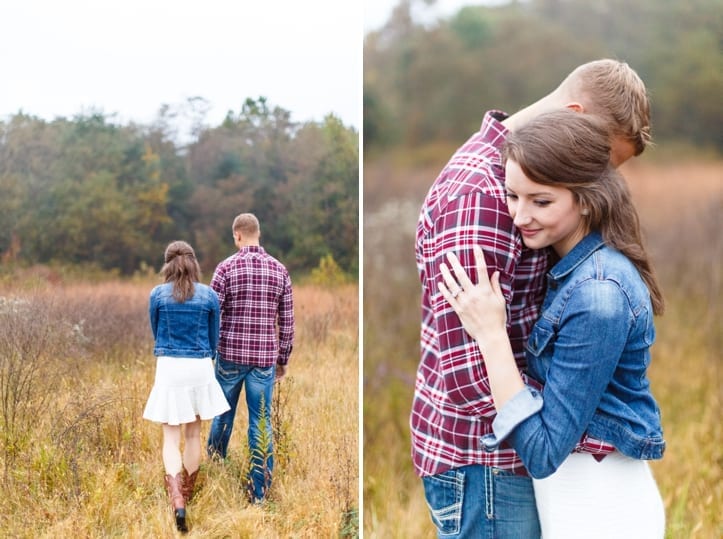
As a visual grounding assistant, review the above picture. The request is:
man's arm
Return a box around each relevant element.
[428,192,519,417]
[276,272,294,366]
[209,264,226,309]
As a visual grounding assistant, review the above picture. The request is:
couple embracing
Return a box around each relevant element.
[413,59,666,538]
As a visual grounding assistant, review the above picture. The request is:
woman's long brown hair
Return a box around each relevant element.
[160,241,201,302]
[504,109,664,315]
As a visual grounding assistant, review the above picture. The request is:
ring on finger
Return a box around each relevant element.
[452,287,463,299]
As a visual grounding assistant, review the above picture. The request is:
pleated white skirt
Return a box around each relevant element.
[533,451,665,539]
[143,356,230,426]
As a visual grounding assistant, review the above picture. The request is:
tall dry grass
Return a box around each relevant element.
[0,278,358,538]
[363,155,722,538]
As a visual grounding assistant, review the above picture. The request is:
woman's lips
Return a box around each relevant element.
[519,228,542,238]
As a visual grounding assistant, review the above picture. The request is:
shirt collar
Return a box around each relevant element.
[548,231,605,283]
[238,245,265,254]
[479,110,510,147]
[476,110,511,177]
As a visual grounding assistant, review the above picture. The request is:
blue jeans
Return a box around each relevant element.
[207,356,275,501]
[422,464,541,538]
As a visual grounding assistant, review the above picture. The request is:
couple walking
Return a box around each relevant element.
[142,213,295,533]
[414,59,667,538]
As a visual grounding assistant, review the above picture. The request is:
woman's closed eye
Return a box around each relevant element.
[506,192,551,207]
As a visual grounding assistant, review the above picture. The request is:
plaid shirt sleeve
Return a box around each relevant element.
[276,273,294,365]
[425,190,521,418]
[210,264,226,307]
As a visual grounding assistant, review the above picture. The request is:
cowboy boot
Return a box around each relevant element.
[181,467,199,503]
[164,473,188,533]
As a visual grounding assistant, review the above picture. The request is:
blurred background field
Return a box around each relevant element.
[363,1,722,537]
[0,277,358,538]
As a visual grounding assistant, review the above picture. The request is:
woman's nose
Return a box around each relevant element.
[513,204,531,227]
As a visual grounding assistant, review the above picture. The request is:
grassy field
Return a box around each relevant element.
[363,154,722,538]
[0,278,358,538]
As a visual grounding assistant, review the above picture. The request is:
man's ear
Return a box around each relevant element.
[565,102,585,113]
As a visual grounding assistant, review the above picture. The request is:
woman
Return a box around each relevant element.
[438,110,665,538]
[143,241,230,533]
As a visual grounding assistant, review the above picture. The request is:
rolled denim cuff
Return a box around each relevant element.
[481,386,543,452]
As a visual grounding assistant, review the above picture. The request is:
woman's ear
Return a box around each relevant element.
[565,102,584,113]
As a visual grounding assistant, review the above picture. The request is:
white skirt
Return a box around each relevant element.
[533,451,665,539]
[143,356,230,426]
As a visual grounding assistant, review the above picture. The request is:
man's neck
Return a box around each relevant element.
[237,240,260,248]
[502,90,573,132]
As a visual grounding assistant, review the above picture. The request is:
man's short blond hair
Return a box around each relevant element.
[563,59,651,155]
[232,213,260,236]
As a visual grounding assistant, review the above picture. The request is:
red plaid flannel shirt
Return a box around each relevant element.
[211,245,294,367]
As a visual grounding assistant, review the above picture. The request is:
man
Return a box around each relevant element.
[412,59,651,538]
[207,212,295,503]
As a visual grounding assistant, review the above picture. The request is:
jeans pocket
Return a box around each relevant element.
[422,469,465,536]
[216,360,240,380]
[251,366,274,380]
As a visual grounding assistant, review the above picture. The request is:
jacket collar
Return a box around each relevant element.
[548,231,605,283]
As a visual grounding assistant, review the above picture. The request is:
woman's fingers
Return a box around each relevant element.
[444,247,497,296]
[441,246,504,308]
[437,279,454,304]
[473,246,489,283]
[445,251,475,291]
[439,262,460,294]
[472,246,498,294]
[489,270,504,302]
[446,246,495,292]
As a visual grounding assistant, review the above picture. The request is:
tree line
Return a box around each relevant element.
[364,0,722,153]
[0,97,358,278]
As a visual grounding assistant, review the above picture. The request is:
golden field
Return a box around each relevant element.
[363,156,722,538]
[0,279,358,538]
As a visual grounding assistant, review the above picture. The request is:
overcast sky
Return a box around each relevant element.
[0,0,361,130]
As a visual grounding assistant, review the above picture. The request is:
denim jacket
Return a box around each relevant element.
[482,232,665,478]
[149,282,220,358]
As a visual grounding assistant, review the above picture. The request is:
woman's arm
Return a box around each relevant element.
[440,246,630,478]
[504,279,628,477]
[148,288,159,340]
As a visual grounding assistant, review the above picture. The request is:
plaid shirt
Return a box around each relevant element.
[412,111,614,477]
[211,245,294,367]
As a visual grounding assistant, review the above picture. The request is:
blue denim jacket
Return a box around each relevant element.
[149,282,220,358]
[482,232,665,478]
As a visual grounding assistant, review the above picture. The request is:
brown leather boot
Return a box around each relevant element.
[181,467,199,502]
[164,473,188,533]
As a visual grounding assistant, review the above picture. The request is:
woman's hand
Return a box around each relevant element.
[438,245,508,342]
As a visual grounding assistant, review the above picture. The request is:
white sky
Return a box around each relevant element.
[0,0,362,130]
